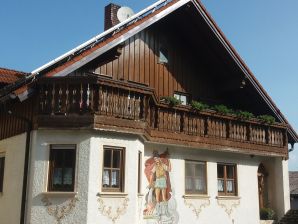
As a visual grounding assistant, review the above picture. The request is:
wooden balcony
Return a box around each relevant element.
[37,75,288,157]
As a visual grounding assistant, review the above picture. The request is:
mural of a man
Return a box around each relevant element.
[144,150,178,224]
[149,156,171,203]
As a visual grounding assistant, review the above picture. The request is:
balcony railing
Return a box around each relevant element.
[38,76,287,154]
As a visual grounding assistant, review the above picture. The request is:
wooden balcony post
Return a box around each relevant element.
[247,123,251,141]
[51,84,55,116]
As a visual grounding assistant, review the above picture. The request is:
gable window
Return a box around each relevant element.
[102,146,125,192]
[159,46,168,64]
[174,92,188,105]
[185,160,207,194]
[0,156,5,193]
[48,145,76,192]
[217,163,237,196]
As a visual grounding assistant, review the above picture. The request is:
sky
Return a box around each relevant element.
[0,0,297,169]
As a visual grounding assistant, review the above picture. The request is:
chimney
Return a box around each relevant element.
[104,3,121,31]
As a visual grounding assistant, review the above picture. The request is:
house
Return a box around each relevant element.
[290,171,298,209]
[0,0,297,223]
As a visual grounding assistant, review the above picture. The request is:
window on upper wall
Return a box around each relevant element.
[102,146,125,192]
[174,92,188,105]
[0,155,5,193]
[217,163,237,196]
[48,145,76,192]
[185,160,207,194]
[159,46,168,64]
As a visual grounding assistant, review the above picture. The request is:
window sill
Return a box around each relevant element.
[183,194,210,199]
[138,193,144,197]
[97,192,128,198]
[216,196,241,200]
[41,192,78,197]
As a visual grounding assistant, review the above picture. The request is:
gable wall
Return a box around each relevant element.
[85,25,219,103]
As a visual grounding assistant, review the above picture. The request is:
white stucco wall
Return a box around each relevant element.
[143,144,261,224]
[25,130,290,224]
[0,133,27,224]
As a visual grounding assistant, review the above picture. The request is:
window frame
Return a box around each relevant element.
[0,155,5,193]
[217,163,237,196]
[47,144,77,192]
[102,146,125,193]
[185,160,207,195]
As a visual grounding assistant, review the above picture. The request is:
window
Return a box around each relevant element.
[0,156,5,193]
[217,163,237,196]
[174,92,188,105]
[48,145,76,192]
[185,160,207,194]
[138,151,142,194]
[102,146,125,192]
[159,46,168,64]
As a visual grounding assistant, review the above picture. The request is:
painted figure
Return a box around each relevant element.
[143,150,178,224]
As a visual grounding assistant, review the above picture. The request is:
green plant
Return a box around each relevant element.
[190,100,209,111]
[212,104,234,115]
[257,115,275,124]
[260,207,275,220]
[160,96,181,107]
[236,110,254,120]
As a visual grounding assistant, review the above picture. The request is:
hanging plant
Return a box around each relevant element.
[160,96,182,107]
[235,110,254,120]
[257,115,275,124]
[190,100,209,111]
[212,104,234,115]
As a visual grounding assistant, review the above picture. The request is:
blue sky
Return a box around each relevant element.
[1,0,297,169]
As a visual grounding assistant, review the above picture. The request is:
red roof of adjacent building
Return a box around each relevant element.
[0,67,26,84]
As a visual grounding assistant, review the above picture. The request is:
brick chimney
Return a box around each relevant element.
[104,3,121,31]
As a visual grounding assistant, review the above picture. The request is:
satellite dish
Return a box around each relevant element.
[117,6,134,22]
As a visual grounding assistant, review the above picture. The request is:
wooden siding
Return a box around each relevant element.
[88,25,218,103]
[0,97,36,140]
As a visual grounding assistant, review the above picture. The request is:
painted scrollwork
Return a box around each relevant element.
[97,197,129,224]
[184,197,210,218]
[217,197,240,217]
[41,196,78,224]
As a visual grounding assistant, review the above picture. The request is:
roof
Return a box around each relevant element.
[0,67,26,84]
[290,171,298,195]
[0,0,297,143]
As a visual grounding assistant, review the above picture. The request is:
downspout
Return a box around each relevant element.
[7,110,32,224]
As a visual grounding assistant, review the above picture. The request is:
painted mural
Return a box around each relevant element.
[143,150,179,224]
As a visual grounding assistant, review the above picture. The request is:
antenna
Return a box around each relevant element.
[117,6,134,22]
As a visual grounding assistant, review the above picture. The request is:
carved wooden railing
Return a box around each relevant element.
[148,104,286,148]
[38,76,287,150]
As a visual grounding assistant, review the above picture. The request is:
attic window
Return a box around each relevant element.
[159,46,168,64]
[174,92,188,105]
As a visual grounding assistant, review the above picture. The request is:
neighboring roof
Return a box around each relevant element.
[290,171,298,195]
[0,67,26,84]
[0,0,297,143]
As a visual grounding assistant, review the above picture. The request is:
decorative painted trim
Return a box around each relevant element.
[41,195,78,224]
[97,197,129,224]
[184,197,210,218]
[216,197,240,217]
